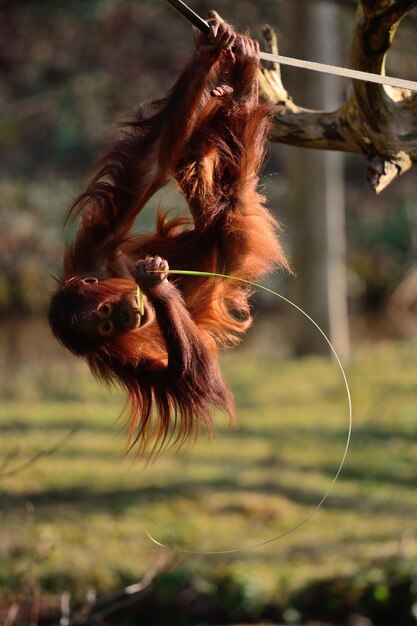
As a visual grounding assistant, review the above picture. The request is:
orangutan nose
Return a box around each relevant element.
[119,308,130,322]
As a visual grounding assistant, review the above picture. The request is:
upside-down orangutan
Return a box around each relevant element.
[48,20,288,456]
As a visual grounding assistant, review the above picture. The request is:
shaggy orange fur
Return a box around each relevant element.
[49,21,288,457]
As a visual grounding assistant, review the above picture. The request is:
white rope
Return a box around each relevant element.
[259,51,417,92]
[164,0,417,92]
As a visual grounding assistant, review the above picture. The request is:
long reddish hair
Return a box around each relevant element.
[49,22,288,457]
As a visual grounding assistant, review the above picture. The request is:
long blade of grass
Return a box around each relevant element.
[147,269,353,554]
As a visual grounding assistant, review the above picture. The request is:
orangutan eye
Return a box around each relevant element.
[98,320,114,336]
[98,303,112,317]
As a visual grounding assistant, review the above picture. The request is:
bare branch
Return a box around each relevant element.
[262,24,281,74]
[260,0,417,192]
[367,151,413,192]
[51,553,177,626]
[0,445,24,475]
[0,425,81,479]
[269,105,362,152]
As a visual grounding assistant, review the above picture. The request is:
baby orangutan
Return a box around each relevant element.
[49,20,288,456]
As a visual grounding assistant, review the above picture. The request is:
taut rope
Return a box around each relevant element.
[165,0,417,93]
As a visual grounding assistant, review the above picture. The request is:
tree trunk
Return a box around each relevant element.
[288,0,350,359]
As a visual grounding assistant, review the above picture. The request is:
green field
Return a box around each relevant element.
[1,321,417,612]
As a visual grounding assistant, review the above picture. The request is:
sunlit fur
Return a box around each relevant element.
[49,24,289,457]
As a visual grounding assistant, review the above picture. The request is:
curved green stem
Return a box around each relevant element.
[146,269,353,555]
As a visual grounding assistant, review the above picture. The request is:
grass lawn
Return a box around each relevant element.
[1,318,417,609]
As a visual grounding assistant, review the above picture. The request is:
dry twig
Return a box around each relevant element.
[49,553,177,626]
[0,426,81,479]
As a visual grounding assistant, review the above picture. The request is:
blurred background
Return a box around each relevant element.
[1,0,417,624]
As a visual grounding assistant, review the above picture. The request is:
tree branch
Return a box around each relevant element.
[54,553,177,626]
[0,426,81,479]
[259,0,417,193]
[268,105,362,153]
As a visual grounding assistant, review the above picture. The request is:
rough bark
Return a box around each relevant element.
[260,0,417,193]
